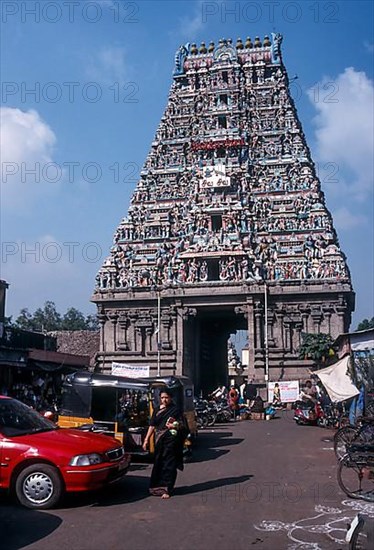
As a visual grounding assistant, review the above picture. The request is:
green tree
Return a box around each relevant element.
[85,314,99,331]
[14,308,37,331]
[32,301,62,331]
[356,317,374,331]
[61,308,88,330]
[14,302,99,332]
[298,332,335,365]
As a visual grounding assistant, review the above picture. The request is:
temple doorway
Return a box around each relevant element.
[184,308,247,396]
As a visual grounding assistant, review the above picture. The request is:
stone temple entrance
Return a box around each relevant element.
[92,34,354,390]
[183,306,247,396]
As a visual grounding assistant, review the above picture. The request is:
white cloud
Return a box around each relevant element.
[173,0,205,41]
[1,107,56,164]
[0,107,61,210]
[308,68,374,202]
[86,46,127,85]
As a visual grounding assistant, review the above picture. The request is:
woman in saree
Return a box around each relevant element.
[142,389,186,499]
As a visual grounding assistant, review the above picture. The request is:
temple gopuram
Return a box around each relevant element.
[92,34,355,394]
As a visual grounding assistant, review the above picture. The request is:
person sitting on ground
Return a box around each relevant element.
[243,378,257,409]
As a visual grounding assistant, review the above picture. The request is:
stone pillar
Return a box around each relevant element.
[108,311,118,352]
[254,302,262,349]
[175,301,184,373]
[283,321,291,351]
[311,308,323,333]
[301,312,309,334]
[145,327,153,352]
[294,321,303,350]
[129,312,138,352]
[135,326,145,355]
[97,312,107,353]
[276,312,285,349]
[245,298,255,377]
[180,307,197,377]
[323,311,332,334]
[161,312,172,350]
[335,304,347,336]
[117,313,130,351]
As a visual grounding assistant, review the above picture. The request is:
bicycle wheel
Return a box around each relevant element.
[334,426,358,460]
[196,414,208,429]
[337,456,374,500]
[206,412,217,427]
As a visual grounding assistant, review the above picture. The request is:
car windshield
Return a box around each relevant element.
[0,398,57,437]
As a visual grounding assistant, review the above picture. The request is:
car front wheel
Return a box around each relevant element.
[15,464,63,509]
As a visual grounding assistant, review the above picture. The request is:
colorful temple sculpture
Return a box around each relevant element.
[92,35,354,394]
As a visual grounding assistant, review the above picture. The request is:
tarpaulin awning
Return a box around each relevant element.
[314,355,360,402]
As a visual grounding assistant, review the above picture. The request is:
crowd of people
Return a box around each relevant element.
[210,378,265,420]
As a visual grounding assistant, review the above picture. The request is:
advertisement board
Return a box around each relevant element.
[268,380,300,403]
[111,362,150,378]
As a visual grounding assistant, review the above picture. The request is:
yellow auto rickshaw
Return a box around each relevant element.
[57,371,197,457]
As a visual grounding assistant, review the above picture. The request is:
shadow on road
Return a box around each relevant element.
[63,473,150,508]
[191,430,244,463]
[175,474,253,496]
[0,499,62,550]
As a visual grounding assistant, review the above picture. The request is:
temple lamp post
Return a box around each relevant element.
[263,280,269,384]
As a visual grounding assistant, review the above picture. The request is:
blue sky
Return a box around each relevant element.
[1,0,373,329]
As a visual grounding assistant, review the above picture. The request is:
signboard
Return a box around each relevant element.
[268,380,299,403]
[200,163,231,189]
[111,362,150,378]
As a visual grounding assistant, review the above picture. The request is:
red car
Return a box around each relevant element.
[0,395,130,509]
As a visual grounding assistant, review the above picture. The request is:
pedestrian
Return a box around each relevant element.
[142,389,186,499]
[228,384,239,420]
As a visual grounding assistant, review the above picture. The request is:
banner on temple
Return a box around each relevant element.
[111,362,150,378]
[268,380,299,403]
[200,163,231,188]
[191,138,245,151]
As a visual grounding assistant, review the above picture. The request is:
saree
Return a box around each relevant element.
[149,404,186,496]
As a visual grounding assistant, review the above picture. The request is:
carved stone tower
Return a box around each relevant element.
[92,35,354,393]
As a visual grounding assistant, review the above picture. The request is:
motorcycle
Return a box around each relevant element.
[194,397,217,428]
[294,399,325,426]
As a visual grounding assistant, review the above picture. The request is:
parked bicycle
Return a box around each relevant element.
[194,397,217,428]
[334,417,374,460]
[337,442,374,502]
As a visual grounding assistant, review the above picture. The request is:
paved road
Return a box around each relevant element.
[1,411,373,549]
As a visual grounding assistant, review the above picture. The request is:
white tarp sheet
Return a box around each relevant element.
[314,355,360,402]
